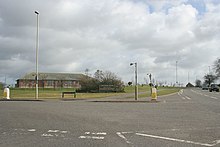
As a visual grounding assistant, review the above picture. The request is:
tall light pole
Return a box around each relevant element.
[130,62,138,100]
[208,66,211,86]
[147,73,152,95]
[176,61,178,85]
[208,66,211,74]
[35,11,39,99]
[188,71,189,84]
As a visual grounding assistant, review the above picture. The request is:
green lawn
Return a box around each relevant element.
[0,86,180,99]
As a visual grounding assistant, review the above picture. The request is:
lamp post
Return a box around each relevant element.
[35,11,39,99]
[147,73,152,95]
[176,61,178,86]
[208,66,211,87]
[130,62,137,100]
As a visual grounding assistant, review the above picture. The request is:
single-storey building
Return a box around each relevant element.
[16,72,86,89]
[186,82,194,87]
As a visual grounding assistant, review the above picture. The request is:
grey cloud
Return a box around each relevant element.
[0,0,220,85]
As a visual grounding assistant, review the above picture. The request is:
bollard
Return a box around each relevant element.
[151,87,157,101]
[3,87,10,99]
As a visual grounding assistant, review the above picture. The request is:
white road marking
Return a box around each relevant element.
[170,126,220,131]
[41,133,54,137]
[48,130,59,133]
[185,96,191,100]
[79,132,107,140]
[79,136,104,140]
[116,132,132,145]
[178,90,192,100]
[60,131,68,134]
[210,96,218,99]
[94,132,107,135]
[191,89,219,100]
[136,133,215,146]
[28,129,36,132]
[85,132,107,135]
[121,131,134,134]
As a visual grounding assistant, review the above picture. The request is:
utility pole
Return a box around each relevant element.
[208,66,211,86]
[35,11,39,99]
[147,73,152,94]
[188,72,189,83]
[209,66,211,74]
[130,62,138,100]
[176,61,178,85]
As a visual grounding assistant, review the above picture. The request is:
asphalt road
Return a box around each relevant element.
[0,88,220,147]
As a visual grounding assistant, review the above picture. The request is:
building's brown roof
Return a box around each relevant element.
[18,72,86,81]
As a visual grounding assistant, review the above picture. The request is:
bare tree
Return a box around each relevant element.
[94,70,104,82]
[79,70,124,92]
[85,68,89,76]
[214,58,220,77]
[195,79,202,87]
[204,74,217,86]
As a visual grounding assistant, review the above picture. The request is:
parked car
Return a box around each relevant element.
[202,84,209,90]
[209,84,219,92]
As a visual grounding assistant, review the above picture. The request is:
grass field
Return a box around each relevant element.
[0,86,180,99]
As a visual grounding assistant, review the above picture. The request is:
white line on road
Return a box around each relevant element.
[210,96,218,99]
[79,136,104,140]
[136,133,218,146]
[28,129,36,132]
[185,96,191,100]
[178,92,192,100]
[85,132,107,135]
[41,133,54,137]
[60,131,68,134]
[121,131,134,134]
[48,130,59,133]
[116,132,132,145]
[191,89,219,100]
[79,132,107,140]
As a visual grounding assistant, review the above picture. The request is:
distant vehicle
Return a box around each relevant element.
[202,84,209,90]
[209,84,219,92]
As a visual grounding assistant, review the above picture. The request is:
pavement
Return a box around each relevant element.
[0,88,220,147]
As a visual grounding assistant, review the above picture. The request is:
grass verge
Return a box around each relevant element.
[0,86,180,99]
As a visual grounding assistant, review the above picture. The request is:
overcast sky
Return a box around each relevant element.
[0,0,220,86]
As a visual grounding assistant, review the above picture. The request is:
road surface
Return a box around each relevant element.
[0,88,220,147]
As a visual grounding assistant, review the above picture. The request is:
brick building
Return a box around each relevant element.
[16,72,86,89]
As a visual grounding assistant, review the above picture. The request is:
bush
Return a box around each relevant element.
[78,70,124,93]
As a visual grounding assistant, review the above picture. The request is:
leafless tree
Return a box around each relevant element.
[214,58,220,77]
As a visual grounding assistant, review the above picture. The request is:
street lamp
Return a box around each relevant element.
[147,73,152,85]
[176,61,178,85]
[35,11,39,99]
[147,73,152,95]
[208,66,211,87]
[130,62,138,100]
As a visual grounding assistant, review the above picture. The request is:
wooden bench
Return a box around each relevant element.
[61,91,76,98]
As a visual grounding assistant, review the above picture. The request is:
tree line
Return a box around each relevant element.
[78,70,124,92]
[195,58,220,87]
